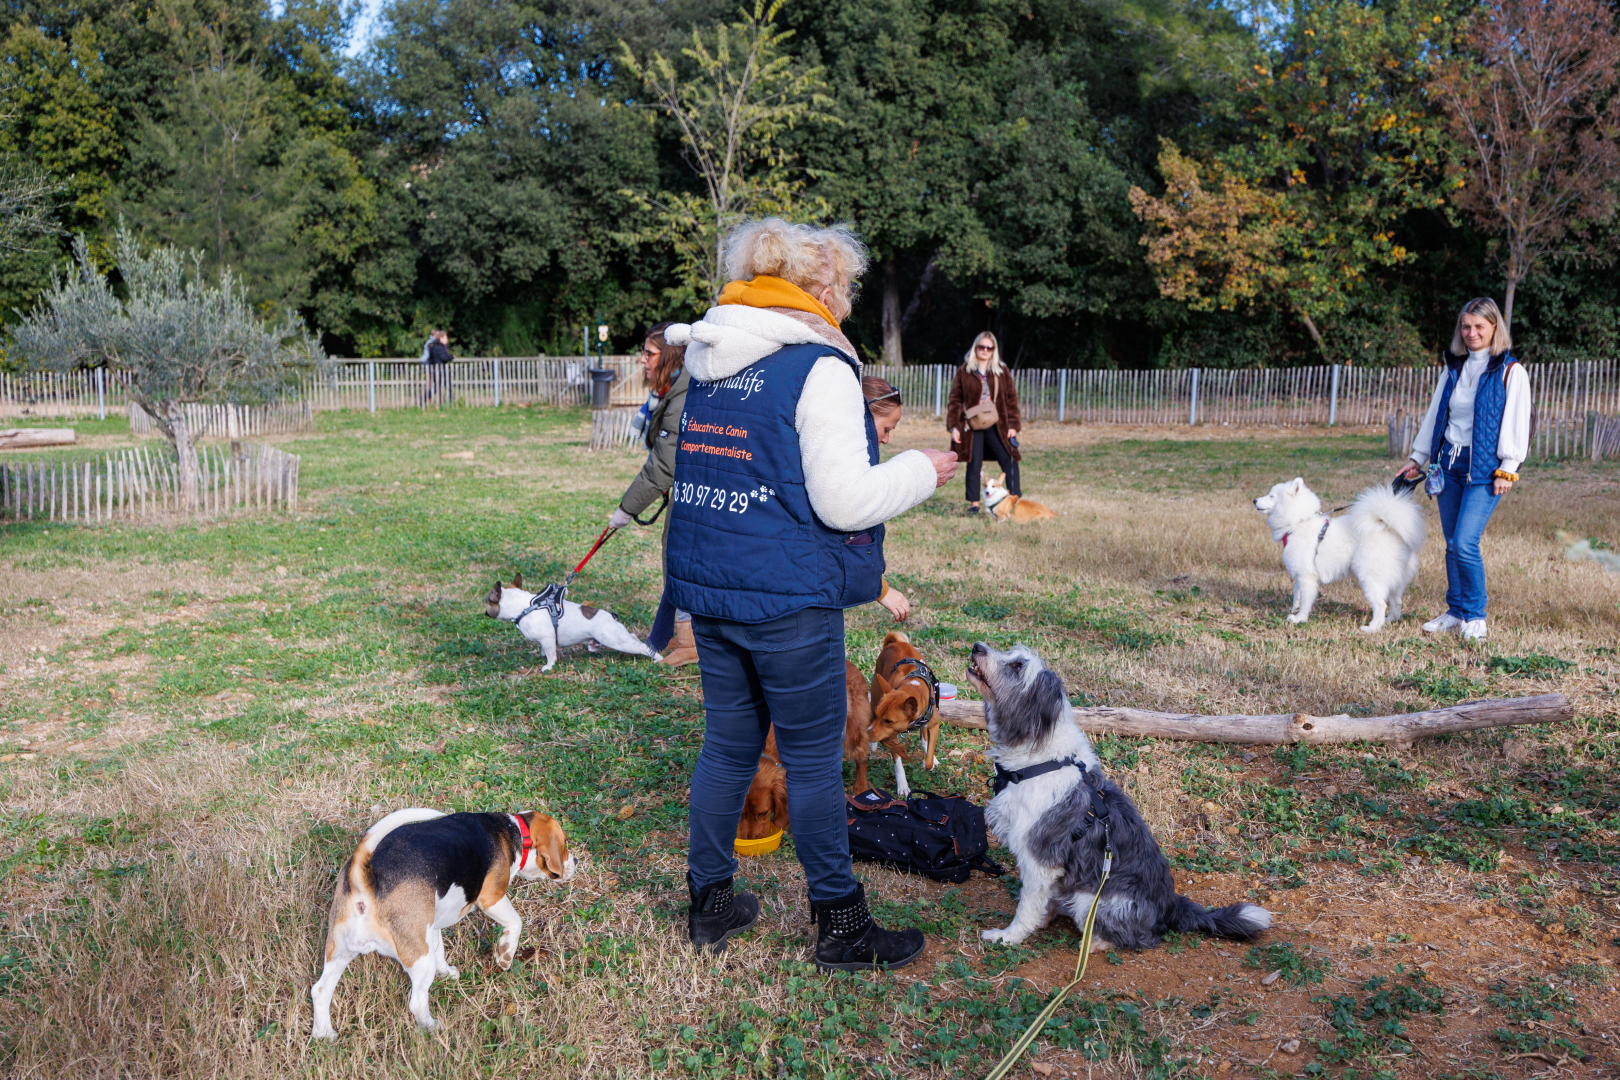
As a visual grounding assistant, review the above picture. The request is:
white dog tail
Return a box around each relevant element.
[1346,485,1426,550]
[1166,895,1272,940]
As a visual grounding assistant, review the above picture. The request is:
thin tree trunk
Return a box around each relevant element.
[881,259,903,365]
[1300,311,1330,361]
[1503,272,1519,334]
[900,254,938,333]
[164,401,201,511]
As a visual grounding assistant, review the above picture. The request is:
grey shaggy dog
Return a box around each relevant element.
[968,641,1271,951]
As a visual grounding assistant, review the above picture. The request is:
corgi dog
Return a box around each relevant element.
[866,631,942,797]
[983,473,1057,522]
[310,809,574,1038]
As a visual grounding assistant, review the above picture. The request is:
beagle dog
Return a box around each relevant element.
[310,808,575,1038]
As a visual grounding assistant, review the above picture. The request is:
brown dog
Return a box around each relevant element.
[739,728,788,840]
[866,631,942,796]
[743,662,883,829]
[983,472,1057,522]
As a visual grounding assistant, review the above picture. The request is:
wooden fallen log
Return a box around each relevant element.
[0,428,76,450]
[939,693,1572,747]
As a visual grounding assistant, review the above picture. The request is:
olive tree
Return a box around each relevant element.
[10,226,326,508]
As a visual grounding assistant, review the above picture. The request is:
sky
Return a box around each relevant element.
[345,0,388,57]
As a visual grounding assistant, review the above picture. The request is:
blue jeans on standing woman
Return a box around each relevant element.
[1434,443,1502,622]
[687,607,857,903]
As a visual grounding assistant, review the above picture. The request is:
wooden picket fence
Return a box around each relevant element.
[7,357,1620,460]
[0,368,125,420]
[1592,415,1620,461]
[295,356,645,411]
[127,400,314,439]
[0,442,299,522]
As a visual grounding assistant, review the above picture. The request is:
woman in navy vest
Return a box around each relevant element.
[663,219,959,969]
[1395,298,1530,640]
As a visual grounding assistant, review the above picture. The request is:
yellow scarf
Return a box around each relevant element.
[716,275,838,327]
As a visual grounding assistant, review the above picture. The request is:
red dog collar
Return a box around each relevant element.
[512,814,534,871]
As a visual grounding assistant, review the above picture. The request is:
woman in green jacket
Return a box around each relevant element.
[608,322,697,665]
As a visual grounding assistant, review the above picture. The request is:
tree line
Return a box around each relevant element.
[3,0,1618,369]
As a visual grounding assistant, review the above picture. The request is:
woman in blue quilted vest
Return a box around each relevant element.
[663,219,959,969]
[1395,298,1530,640]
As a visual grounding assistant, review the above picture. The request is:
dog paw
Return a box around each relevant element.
[414,1016,438,1031]
[980,927,1021,945]
[1358,623,1383,633]
[1286,613,1307,624]
[311,1024,338,1041]
[439,965,460,980]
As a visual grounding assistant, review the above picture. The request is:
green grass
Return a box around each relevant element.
[2,410,1617,1077]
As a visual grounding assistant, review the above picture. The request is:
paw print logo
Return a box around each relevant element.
[753,484,774,503]
[680,413,689,431]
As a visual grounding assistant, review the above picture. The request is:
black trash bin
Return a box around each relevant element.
[588,368,617,409]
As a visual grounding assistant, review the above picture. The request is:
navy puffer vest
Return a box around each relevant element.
[664,342,885,623]
[1429,352,1518,486]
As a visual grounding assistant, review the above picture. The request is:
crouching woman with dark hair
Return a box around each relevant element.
[1395,297,1529,641]
[663,218,957,969]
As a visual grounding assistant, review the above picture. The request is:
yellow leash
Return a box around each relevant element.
[981,847,1112,1080]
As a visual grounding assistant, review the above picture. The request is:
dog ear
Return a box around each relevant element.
[529,813,569,878]
[1289,478,1304,494]
[876,688,919,725]
[512,571,524,589]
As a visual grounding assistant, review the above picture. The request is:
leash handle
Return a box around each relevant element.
[564,527,617,587]
[981,843,1113,1080]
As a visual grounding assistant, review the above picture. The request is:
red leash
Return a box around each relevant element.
[564,526,617,587]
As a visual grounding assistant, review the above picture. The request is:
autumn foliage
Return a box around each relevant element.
[1430,0,1620,331]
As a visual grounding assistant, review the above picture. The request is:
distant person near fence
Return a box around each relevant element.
[420,330,453,406]
[946,332,1022,514]
[1395,298,1529,642]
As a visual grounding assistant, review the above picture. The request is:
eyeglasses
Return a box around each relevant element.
[975,344,994,352]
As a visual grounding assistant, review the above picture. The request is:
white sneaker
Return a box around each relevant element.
[1461,619,1487,640]
[1422,613,1463,633]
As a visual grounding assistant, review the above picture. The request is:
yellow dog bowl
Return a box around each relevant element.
[734,829,782,857]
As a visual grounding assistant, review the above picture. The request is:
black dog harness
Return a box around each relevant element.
[514,582,568,631]
[886,657,940,731]
[989,756,1111,829]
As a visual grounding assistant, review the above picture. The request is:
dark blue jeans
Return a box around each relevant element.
[687,607,857,903]
[1434,444,1502,622]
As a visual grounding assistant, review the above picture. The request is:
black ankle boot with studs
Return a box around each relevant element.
[687,872,759,953]
[811,883,925,971]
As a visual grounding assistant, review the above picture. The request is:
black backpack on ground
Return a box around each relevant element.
[845,788,1005,884]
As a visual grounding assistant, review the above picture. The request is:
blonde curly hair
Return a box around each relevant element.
[721,218,868,322]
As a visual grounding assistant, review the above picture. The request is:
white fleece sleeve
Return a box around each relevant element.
[1407,372,1448,465]
[795,356,939,532]
[1497,363,1531,474]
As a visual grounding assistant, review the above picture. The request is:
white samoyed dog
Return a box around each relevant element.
[1253,478,1426,632]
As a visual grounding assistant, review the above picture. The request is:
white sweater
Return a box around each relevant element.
[665,306,939,532]
[1409,350,1531,473]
